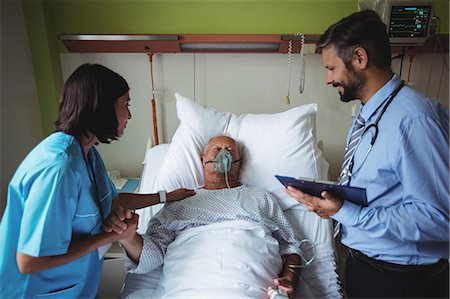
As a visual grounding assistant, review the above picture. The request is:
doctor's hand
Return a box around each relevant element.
[285,186,343,219]
[103,205,136,234]
[167,188,196,202]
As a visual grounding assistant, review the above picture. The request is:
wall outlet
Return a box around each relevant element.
[429,16,439,36]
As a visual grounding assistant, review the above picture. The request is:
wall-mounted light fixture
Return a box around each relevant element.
[59,34,180,53]
[180,42,280,52]
[59,34,318,53]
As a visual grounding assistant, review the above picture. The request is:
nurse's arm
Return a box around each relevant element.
[114,188,195,210]
[16,213,138,274]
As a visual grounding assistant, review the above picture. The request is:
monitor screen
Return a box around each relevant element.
[388,3,433,44]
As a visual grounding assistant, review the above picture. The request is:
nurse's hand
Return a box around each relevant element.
[167,188,196,202]
[103,206,134,234]
[285,186,343,219]
[114,212,139,241]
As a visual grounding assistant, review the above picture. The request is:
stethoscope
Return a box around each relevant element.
[344,80,405,180]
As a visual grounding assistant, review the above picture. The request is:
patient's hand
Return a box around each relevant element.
[274,276,296,298]
[167,188,196,202]
[112,213,139,242]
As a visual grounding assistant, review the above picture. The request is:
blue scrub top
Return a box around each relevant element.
[0,132,118,298]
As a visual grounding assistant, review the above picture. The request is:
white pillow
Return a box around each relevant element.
[139,143,171,194]
[155,93,329,210]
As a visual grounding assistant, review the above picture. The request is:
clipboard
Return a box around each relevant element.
[275,175,368,207]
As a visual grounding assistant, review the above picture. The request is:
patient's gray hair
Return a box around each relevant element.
[203,134,243,159]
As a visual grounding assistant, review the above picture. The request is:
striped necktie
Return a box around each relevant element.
[339,112,365,186]
[333,112,365,238]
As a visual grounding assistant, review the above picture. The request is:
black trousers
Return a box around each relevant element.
[345,250,449,299]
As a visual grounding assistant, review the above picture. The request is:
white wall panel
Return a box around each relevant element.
[60,51,449,182]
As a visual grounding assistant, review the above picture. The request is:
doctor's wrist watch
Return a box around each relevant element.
[158,190,167,203]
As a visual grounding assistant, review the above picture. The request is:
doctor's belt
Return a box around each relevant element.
[347,247,449,278]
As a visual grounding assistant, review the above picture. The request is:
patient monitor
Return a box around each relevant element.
[358,0,437,44]
[386,1,435,44]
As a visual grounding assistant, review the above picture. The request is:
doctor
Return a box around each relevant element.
[286,9,449,299]
[0,63,194,298]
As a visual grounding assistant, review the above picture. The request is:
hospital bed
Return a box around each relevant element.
[120,94,343,298]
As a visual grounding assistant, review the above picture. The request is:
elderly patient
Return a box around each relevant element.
[111,135,302,298]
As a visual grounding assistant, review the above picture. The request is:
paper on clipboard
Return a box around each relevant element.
[275,175,368,207]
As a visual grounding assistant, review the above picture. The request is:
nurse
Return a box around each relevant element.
[0,63,194,298]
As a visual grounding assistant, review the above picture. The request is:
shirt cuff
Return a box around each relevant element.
[280,243,302,257]
[125,256,139,272]
[332,200,361,226]
[126,235,164,274]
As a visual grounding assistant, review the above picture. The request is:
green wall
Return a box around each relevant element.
[22,0,449,135]
[22,0,62,135]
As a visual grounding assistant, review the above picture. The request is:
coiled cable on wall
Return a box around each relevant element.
[285,39,293,105]
[285,33,306,105]
[298,33,306,95]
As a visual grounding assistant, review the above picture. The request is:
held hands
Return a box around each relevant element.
[166,188,196,203]
[102,188,195,237]
[285,186,343,219]
[103,206,139,240]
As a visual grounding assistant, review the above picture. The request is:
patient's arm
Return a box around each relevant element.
[119,233,143,264]
[274,254,301,298]
[120,210,176,274]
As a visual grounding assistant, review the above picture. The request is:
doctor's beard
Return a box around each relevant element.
[333,67,365,103]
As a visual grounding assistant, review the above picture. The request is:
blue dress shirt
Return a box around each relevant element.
[333,74,449,265]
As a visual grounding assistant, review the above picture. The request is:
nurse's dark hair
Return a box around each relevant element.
[54,63,129,143]
[316,9,391,70]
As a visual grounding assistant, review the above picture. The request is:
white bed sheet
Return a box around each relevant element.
[121,143,342,299]
[153,220,282,298]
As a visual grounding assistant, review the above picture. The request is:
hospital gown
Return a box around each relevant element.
[126,184,301,274]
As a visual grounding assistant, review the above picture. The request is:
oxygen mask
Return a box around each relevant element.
[205,149,241,188]
[213,149,233,174]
